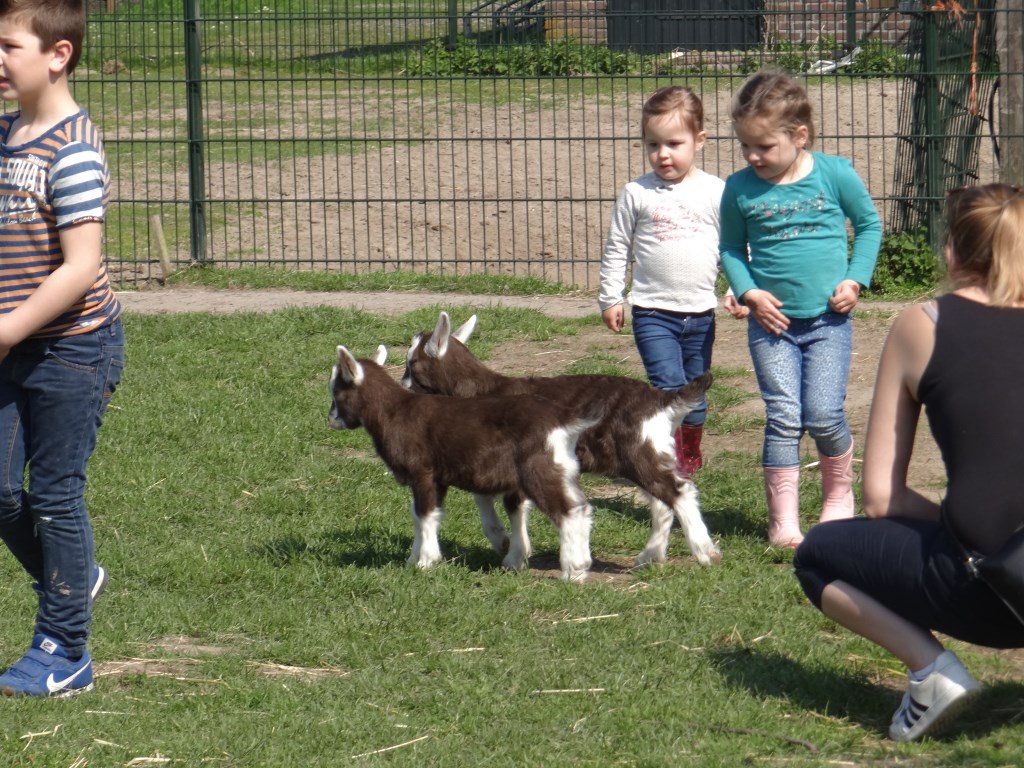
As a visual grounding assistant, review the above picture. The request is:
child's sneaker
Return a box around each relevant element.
[91,564,109,602]
[0,634,93,698]
[888,650,981,741]
[32,564,108,604]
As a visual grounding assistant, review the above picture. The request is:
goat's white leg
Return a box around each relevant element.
[559,504,594,582]
[635,495,674,566]
[673,481,720,566]
[475,493,509,553]
[408,504,445,569]
[502,500,532,571]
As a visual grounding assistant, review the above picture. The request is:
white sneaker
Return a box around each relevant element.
[889,650,981,741]
[91,564,108,602]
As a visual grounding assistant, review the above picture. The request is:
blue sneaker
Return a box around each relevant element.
[0,634,93,698]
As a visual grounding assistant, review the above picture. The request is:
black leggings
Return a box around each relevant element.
[793,516,1024,649]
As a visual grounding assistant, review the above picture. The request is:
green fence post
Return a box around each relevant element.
[923,7,944,253]
[846,0,858,50]
[448,0,459,48]
[184,0,206,263]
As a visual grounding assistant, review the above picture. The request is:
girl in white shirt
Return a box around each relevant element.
[599,85,738,479]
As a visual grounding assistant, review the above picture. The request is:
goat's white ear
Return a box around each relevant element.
[335,345,364,385]
[453,314,477,344]
[373,345,388,366]
[425,311,451,359]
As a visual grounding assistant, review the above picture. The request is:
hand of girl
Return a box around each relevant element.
[723,294,750,319]
[829,280,862,314]
[743,289,788,334]
[602,304,625,333]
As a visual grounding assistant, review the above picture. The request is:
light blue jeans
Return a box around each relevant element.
[0,320,124,655]
[631,306,715,426]
[747,312,852,468]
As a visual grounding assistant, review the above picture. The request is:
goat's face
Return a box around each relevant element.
[328,344,386,430]
[400,311,476,393]
[400,332,445,394]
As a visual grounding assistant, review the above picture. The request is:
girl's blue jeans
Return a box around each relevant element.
[631,306,715,426]
[747,311,852,467]
[0,319,124,655]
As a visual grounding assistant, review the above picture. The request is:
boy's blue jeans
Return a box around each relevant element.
[0,320,124,656]
[631,306,715,426]
[747,311,852,467]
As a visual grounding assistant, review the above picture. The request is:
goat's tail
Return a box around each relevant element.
[564,397,609,445]
[668,370,714,422]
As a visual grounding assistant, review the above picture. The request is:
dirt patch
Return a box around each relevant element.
[115,78,999,289]
[93,634,349,682]
[116,287,600,318]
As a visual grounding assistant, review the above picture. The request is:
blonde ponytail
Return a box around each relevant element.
[945,184,1024,306]
[988,193,1024,306]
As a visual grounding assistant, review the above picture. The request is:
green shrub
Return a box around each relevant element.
[849,40,908,76]
[870,227,942,296]
[407,35,917,79]
[408,36,637,77]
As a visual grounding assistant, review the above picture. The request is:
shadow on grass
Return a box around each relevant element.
[709,647,1024,742]
[702,504,765,539]
[257,529,637,579]
[258,528,540,572]
[259,529,414,569]
[710,647,896,739]
[590,484,766,542]
[593,495,651,526]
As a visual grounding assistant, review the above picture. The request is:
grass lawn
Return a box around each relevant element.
[1,304,1021,767]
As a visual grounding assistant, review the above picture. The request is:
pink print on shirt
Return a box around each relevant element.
[650,200,703,242]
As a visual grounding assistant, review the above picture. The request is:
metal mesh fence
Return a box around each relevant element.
[71,1,1022,288]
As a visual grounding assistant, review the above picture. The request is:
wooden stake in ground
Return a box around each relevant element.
[150,215,172,284]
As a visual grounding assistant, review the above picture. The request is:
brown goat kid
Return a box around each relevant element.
[401,312,721,568]
[328,344,606,581]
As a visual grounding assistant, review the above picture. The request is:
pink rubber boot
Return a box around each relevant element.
[764,465,803,548]
[818,444,856,523]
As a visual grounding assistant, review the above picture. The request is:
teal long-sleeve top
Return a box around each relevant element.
[719,152,882,319]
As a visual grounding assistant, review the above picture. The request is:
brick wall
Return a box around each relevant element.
[542,1,912,48]
[765,0,912,47]
[545,0,607,42]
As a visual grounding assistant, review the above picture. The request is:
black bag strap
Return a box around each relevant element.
[940,502,981,579]
[942,503,1024,628]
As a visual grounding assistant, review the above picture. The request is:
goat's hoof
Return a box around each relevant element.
[561,569,589,583]
[408,554,443,569]
[501,554,528,571]
[633,550,667,568]
[693,543,722,566]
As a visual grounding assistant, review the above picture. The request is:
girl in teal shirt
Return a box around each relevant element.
[720,69,881,548]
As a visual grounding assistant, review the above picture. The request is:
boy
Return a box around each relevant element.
[0,0,123,697]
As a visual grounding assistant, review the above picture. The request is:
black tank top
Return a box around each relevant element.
[918,293,1024,554]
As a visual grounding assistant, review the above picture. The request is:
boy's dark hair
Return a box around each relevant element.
[0,0,86,75]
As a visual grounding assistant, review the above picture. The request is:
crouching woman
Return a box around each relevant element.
[793,183,1024,741]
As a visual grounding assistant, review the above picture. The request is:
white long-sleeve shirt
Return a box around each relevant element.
[598,169,725,314]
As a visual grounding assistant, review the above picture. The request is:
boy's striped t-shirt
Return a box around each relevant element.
[0,110,121,338]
